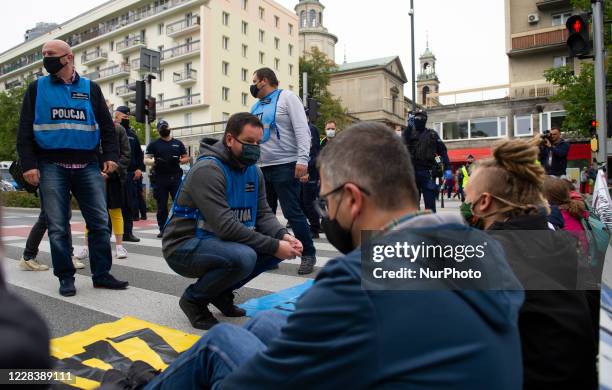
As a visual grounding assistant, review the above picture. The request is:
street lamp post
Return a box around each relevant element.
[410,0,416,112]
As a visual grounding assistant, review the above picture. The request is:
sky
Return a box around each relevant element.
[0,0,509,99]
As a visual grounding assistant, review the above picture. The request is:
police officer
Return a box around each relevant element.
[460,154,474,191]
[16,39,128,296]
[145,120,189,237]
[115,106,143,242]
[403,110,451,212]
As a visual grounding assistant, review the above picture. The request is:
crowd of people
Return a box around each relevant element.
[0,37,605,389]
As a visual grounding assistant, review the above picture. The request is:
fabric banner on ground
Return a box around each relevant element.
[239,279,314,317]
[50,316,199,389]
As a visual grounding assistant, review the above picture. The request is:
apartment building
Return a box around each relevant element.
[0,0,299,155]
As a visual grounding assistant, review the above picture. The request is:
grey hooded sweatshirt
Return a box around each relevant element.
[162,140,288,259]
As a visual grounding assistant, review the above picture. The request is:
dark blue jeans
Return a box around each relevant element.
[415,169,437,212]
[23,208,73,260]
[166,237,282,304]
[38,162,112,281]
[262,163,315,257]
[144,311,287,389]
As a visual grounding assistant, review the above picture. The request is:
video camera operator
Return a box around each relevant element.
[539,127,569,178]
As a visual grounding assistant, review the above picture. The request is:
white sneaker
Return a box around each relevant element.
[75,247,89,260]
[116,246,128,259]
[19,257,49,271]
[72,258,85,269]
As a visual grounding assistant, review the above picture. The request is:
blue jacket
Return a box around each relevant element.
[539,139,570,176]
[222,214,524,389]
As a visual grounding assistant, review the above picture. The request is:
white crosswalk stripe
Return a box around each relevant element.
[2,218,339,337]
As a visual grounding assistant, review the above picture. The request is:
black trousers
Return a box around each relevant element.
[121,172,137,235]
[153,174,181,230]
[300,181,320,230]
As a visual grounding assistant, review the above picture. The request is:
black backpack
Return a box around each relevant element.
[9,160,38,194]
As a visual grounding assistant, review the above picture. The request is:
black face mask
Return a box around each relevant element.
[120,119,130,130]
[321,194,356,254]
[231,139,260,166]
[43,54,68,75]
[159,128,171,138]
[250,82,261,98]
[414,117,427,131]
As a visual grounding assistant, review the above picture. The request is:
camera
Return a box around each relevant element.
[540,129,552,146]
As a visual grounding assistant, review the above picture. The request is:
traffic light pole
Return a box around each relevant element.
[144,75,152,195]
[302,72,308,107]
[593,0,608,165]
[409,0,416,112]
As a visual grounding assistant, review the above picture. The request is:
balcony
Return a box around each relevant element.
[4,79,23,89]
[161,40,200,64]
[166,15,201,38]
[84,63,130,82]
[509,27,568,56]
[536,0,572,11]
[173,69,197,85]
[0,51,42,78]
[116,36,146,54]
[116,81,137,99]
[158,94,201,113]
[81,50,108,66]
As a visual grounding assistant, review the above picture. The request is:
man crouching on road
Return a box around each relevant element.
[162,113,303,330]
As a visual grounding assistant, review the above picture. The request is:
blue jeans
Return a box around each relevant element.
[415,169,437,212]
[38,162,112,281]
[144,311,287,390]
[262,163,315,257]
[166,237,282,303]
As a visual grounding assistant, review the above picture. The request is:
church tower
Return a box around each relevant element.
[295,0,338,61]
[416,39,440,107]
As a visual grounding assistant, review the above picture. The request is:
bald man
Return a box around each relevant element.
[17,39,129,296]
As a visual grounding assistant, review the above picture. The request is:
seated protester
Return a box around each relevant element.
[145,122,524,390]
[162,113,303,330]
[463,138,598,389]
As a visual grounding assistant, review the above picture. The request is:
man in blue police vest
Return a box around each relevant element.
[250,68,317,274]
[16,39,128,296]
[162,113,303,330]
[403,110,452,212]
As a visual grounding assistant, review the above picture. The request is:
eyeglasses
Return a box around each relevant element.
[314,183,370,219]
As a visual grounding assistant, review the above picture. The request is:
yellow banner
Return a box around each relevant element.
[50,316,199,389]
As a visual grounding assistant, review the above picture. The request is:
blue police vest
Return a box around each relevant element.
[250,89,282,143]
[167,156,259,238]
[33,75,99,150]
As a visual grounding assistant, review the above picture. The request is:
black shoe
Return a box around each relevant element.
[93,274,129,290]
[123,233,140,243]
[133,216,140,221]
[141,215,148,221]
[179,296,219,330]
[59,278,76,297]
[310,229,320,239]
[210,291,246,317]
[157,232,163,238]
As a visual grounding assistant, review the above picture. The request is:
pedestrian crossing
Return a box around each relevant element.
[1,210,340,337]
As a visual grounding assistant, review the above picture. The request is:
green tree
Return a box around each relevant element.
[299,47,350,131]
[0,82,28,160]
[131,117,158,147]
[544,63,597,136]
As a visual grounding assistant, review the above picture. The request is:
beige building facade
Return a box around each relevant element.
[0,0,299,155]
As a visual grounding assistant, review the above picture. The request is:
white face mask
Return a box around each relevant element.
[326,129,336,138]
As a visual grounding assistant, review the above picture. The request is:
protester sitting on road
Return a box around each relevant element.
[162,113,303,330]
[145,121,524,390]
[463,137,598,389]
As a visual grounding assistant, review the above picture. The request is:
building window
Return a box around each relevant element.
[499,117,507,136]
[433,122,442,135]
[109,82,114,94]
[289,64,293,76]
[289,44,294,56]
[553,56,567,68]
[158,45,164,53]
[242,21,248,35]
[222,61,229,75]
[242,44,248,57]
[470,117,501,138]
[110,41,114,51]
[158,93,164,102]
[309,9,317,27]
[259,29,265,43]
[514,115,533,136]
[259,6,265,20]
[289,23,294,36]
[222,112,230,122]
[158,23,164,35]
[259,51,265,64]
[241,0,248,10]
[184,113,192,126]
[242,92,248,106]
[222,36,229,50]
[241,68,248,82]
[540,111,566,132]
[222,87,230,101]
[275,15,280,28]
[159,69,164,81]
[222,12,229,26]
[442,121,469,140]
[274,58,280,70]
[552,12,572,27]
[275,37,280,49]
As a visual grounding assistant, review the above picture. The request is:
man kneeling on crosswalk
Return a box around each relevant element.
[162,112,303,330]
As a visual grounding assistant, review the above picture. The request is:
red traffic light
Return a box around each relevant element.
[591,120,598,128]
[572,19,583,33]
[566,14,590,57]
